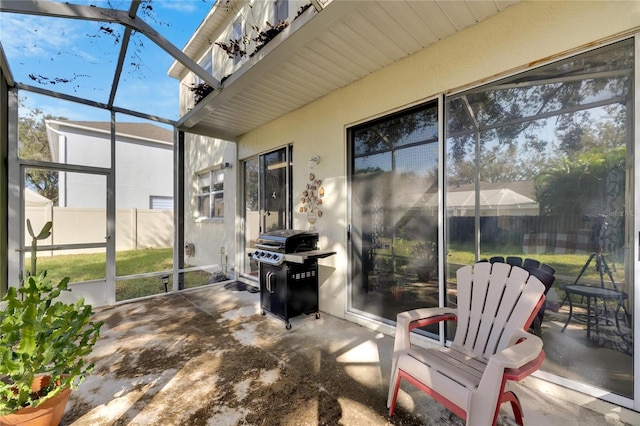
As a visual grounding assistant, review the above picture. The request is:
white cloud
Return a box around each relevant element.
[157,1,199,13]
[2,14,77,58]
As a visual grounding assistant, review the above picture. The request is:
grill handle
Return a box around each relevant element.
[266,272,275,293]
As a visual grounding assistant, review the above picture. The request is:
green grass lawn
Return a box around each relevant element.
[30,248,214,301]
[34,248,175,281]
[28,244,625,302]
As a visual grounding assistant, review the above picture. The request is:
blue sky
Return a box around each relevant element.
[1,0,215,124]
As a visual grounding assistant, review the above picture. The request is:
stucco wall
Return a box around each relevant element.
[55,126,173,209]
[236,0,640,319]
[183,133,237,272]
[179,0,310,113]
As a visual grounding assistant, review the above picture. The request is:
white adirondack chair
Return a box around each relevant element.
[387,262,546,426]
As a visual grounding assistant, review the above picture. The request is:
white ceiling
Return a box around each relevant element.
[177,0,521,140]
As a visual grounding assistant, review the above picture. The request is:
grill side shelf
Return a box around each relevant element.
[283,250,336,264]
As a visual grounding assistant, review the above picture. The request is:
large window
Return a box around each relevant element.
[445,39,634,399]
[348,101,440,329]
[196,50,213,82]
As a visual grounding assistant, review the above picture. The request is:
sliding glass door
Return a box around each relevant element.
[445,39,635,401]
[347,37,636,408]
[241,146,293,279]
[348,101,441,330]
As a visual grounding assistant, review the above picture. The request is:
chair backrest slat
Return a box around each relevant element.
[471,263,510,355]
[453,264,473,348]
[496,275,545,351]
[454,263,545,359]
[486,266,531,356]
[465,262,494,352]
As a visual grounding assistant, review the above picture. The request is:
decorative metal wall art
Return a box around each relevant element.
[300,172,324,230]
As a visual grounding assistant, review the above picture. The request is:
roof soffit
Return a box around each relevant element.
[176,0,522,140]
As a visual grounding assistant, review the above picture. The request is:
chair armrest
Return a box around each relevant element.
[472,332,544,425]
[490,330,543,370]
[394,307,457,353]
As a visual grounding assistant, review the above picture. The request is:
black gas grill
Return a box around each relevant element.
[252,229,319,266]
[250,229,335,329]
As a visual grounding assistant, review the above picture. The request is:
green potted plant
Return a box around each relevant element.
[413,241,438,283]
[0,220,102,425]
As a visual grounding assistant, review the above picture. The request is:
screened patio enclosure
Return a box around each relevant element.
[0,0,227,306]
[2,0,640,418]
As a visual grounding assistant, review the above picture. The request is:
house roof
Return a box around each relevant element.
[449,180,536,201]
[167,0,240,79]
[47,121,174,144]
[446,188,537,209]
[171,0,521,140]
[25,188,52,206]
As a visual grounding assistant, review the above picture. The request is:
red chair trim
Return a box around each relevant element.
[391,352,544,425]
[408,314,457,333]
[390,368,467,421]
[504,351,545,381]
[491,351,545,425]
[524,296,546,331]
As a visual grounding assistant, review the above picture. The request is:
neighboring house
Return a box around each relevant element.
[45,120,174,209]
[169,0,639,413]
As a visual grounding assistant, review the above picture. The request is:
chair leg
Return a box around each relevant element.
[501,390,524,426]
[388,374,401,416]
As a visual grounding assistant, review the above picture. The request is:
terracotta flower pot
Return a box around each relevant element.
[0,376,72,426]
[416,266,434,283]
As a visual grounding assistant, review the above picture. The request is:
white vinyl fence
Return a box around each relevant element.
[25,207,173,256]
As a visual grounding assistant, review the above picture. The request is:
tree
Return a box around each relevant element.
[446,40,633,184]
[447,139,549,186]
[18,104,66,205]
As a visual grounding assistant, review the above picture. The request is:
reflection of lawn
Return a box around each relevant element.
[446,249,625,284]
[372,239,626,289]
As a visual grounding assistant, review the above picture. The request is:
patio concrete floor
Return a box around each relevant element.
[61,283,634,426]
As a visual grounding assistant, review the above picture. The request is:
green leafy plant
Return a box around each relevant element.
[0,272,103,415]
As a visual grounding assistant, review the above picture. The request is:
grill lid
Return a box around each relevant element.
[255,229,318,253]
